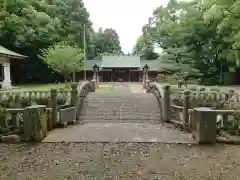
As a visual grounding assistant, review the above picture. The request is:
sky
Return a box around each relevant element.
[83,0,170,54]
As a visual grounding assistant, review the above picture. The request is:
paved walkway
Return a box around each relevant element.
[127,84,146,93]
[42,83,195,144]
[112,84,131,93]
[43,123,196,143]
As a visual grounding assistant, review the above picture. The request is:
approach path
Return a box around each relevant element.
[43,83,195,144]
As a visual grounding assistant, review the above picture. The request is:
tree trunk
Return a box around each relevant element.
[64,74,68,83]
[72,71,76,82]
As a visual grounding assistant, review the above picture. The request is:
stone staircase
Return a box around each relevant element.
[79,92,161,123]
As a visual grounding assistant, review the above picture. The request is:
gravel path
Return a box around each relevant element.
[1,143,240,179]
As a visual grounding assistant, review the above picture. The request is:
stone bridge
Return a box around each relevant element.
[43,82,196,143]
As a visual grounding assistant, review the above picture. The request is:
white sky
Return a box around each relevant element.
[83,0,169,53]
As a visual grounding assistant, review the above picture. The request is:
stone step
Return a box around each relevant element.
[80,111,160,117]
[78,115,160,121]
[81,106,160,111]
[79,120,157,124]
[79,91,161,124]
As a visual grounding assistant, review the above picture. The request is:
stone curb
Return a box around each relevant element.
[216,136,240,145]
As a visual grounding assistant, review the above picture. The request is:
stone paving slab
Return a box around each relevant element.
[128,84,146,93]
[43,123,196,144]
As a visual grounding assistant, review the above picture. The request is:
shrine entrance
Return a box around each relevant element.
[112,68,129,82]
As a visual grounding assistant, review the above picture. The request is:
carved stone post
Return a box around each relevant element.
[193,107,216,144]
[188,109,194,132]
[71,83,77,106]
[46,108,52,130]
[51,89,58,128]
[183,90,190,129]
[23,107,32,141]
[146,73,149,84]
[23,105,46,142]
[93,71,96,81]
[143,73,146,89]
[91,79,96,91]
[162,84,170,122]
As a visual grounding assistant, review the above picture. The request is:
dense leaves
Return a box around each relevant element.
[41,42,84,82]
[0,0,122,83]
[137,0,240,85]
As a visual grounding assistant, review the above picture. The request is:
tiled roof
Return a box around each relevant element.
[84,60,101,70]
[140,60,177,72]
[101,55,141,68]
[0,45,27,59]
[84,57,176,72]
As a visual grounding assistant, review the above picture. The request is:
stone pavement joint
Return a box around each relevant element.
[43,123,196,144]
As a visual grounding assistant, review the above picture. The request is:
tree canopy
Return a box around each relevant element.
[136,0,240,85]
[0,0,122,83]
[41,42,84,82]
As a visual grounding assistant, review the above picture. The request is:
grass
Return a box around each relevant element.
[1,83,70,92]
[1,83,113,93]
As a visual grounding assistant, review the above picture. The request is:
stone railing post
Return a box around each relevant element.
[91,79,96,91]
[71,83,77,106]
[146,79,150,90]
[46,108,52,130]
[23,107,32,141]
[97,71,99,87]
[51,89,58,128]
[188,109,194,132]
[193,107,216,144]
[143,73,146,89]
[183,90,190,129]
[23,105,46,142]
[162,84,170,122]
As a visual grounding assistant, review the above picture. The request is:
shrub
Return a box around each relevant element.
[198,87,206,91]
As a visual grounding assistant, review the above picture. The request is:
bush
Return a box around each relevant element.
[209,87,221,92]
[189,86,197,91]
[198,87,206,91]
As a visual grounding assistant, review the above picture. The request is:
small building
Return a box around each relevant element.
[0,45,27,88]
[76,55,169,82]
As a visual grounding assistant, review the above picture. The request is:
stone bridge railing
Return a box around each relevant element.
[0,80,95,143]
[73,80,95,120]
[147,82,170,122]
[147,82,240,144]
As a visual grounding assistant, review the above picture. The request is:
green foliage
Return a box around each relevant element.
[94,28,122,57]
[139,0,240,85]
[41,42,84,78]
[132,35,159,60]
[0,0,122,83]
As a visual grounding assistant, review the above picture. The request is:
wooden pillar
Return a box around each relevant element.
[111,70,113,82]
[129,69,131,82]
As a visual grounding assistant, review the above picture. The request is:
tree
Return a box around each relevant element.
[93,28,122,57]
[132,34,159,60]
[0,0,122,83]
[41,42,84,82]
[138,0,240,85]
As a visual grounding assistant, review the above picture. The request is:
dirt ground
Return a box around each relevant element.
[1,143,240,180]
